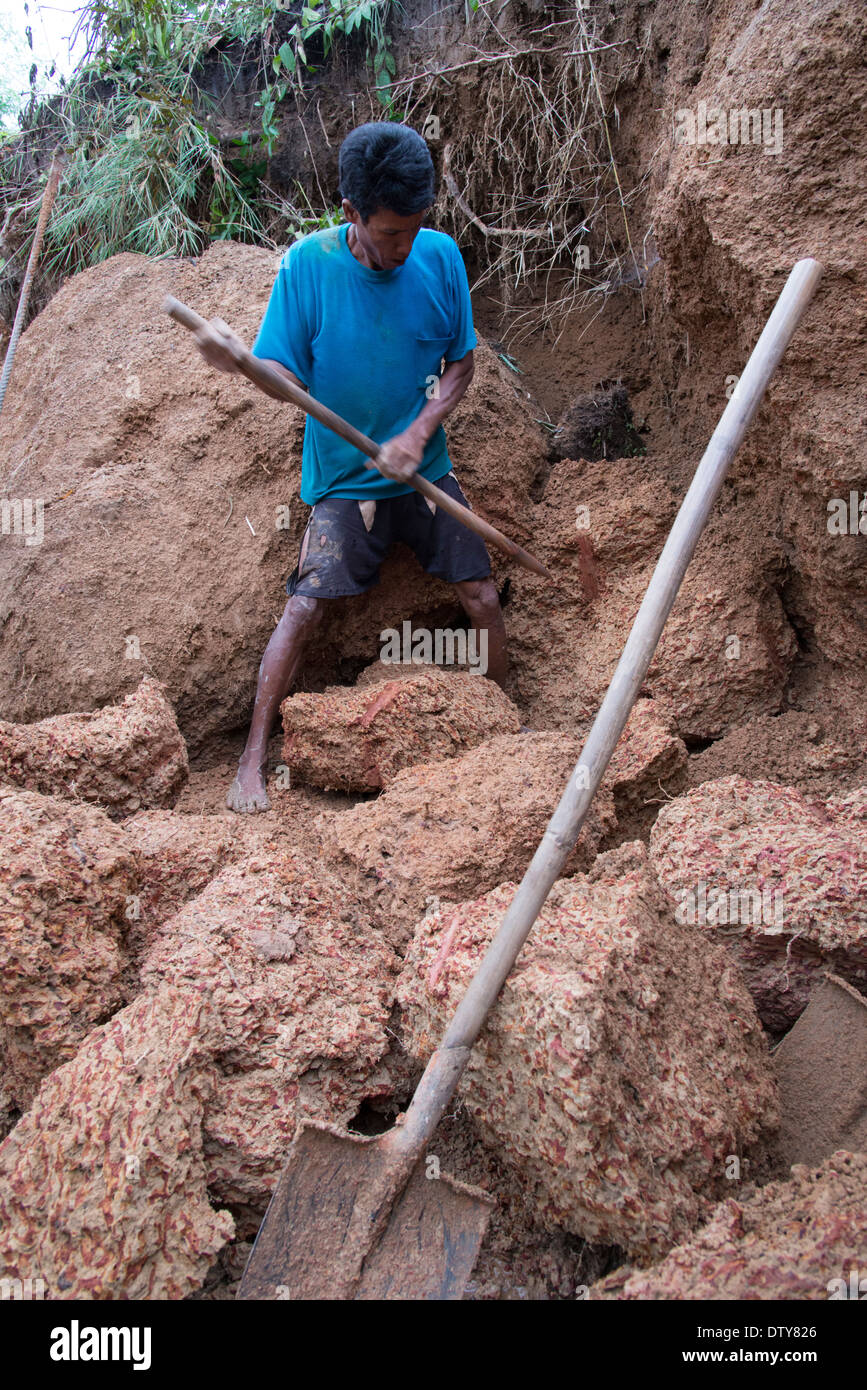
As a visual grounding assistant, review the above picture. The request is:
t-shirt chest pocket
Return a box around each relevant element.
[415,334,453,390]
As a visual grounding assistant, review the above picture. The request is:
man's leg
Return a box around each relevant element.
[454,577,508,688]
[402,472,507,687]
[227,594,325,813]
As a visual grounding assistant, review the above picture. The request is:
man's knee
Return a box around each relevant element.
[280,593,325,636]
[456,577,501,620]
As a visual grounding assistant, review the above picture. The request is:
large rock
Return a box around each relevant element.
[649,776,867,1031]
[396,842,778,1259]
[281,668,521,793]
[506,456,798,740]
[0,786,136,1123]
[687,710,866,801]
[591,1151,867,1301]
[0,242,546,748]
[0,846,397,1297]
[121,808,248,963]
[135,849,397,1218]
[605,697,688,818]
[320,702,685,946]
[645,549,798,740]
[321,731,617,946]
[0,677,188,817]
[0,986,236,1301]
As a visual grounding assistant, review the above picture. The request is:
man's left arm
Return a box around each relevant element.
[377,237,477,483]
[375,350,474,482]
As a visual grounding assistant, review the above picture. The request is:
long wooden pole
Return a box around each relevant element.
[396,257,824,1147]
[163,294,552,580]
[0,146,65,420]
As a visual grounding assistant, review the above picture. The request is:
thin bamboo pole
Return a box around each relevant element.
[404,257,824,1137]
[0,145,65,420]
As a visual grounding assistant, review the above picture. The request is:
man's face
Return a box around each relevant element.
[342,199,430,271]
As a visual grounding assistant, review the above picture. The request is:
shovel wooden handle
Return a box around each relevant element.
[163,295,552,580]
[394,256,825,1153]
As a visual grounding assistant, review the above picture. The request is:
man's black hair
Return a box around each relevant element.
[338,122,435,222]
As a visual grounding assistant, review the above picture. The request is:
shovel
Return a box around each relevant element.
[237,258,823,1300]
[163,295,552,580]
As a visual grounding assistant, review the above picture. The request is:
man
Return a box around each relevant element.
[195,121,507,813]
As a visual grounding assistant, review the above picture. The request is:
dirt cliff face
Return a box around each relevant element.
[0,242,306,748]
[612,0,867,691]
[1,1,863,758]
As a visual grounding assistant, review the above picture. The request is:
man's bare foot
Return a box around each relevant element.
[226,757,271,813]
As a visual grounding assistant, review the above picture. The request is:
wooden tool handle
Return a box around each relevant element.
[163,295,552,580]
[397,256,824,1149]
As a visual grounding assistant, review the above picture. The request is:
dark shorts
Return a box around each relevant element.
[286,470,492,599]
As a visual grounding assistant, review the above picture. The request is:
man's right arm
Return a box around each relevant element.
[193,317,307,395]
[252,358,307,398]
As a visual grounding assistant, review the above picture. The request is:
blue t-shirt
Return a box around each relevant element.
[250,223,477,503]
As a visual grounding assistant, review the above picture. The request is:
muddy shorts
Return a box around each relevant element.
[286,470,492,599]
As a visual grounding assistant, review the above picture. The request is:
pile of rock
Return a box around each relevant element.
[0,849,397,1298]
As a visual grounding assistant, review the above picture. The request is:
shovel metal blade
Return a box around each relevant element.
[237,1120,495,1301]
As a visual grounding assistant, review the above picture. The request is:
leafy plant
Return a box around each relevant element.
[0,0,396,284]
[269,2,397,133]
[279,184,343,240]
[370,32,396,112]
